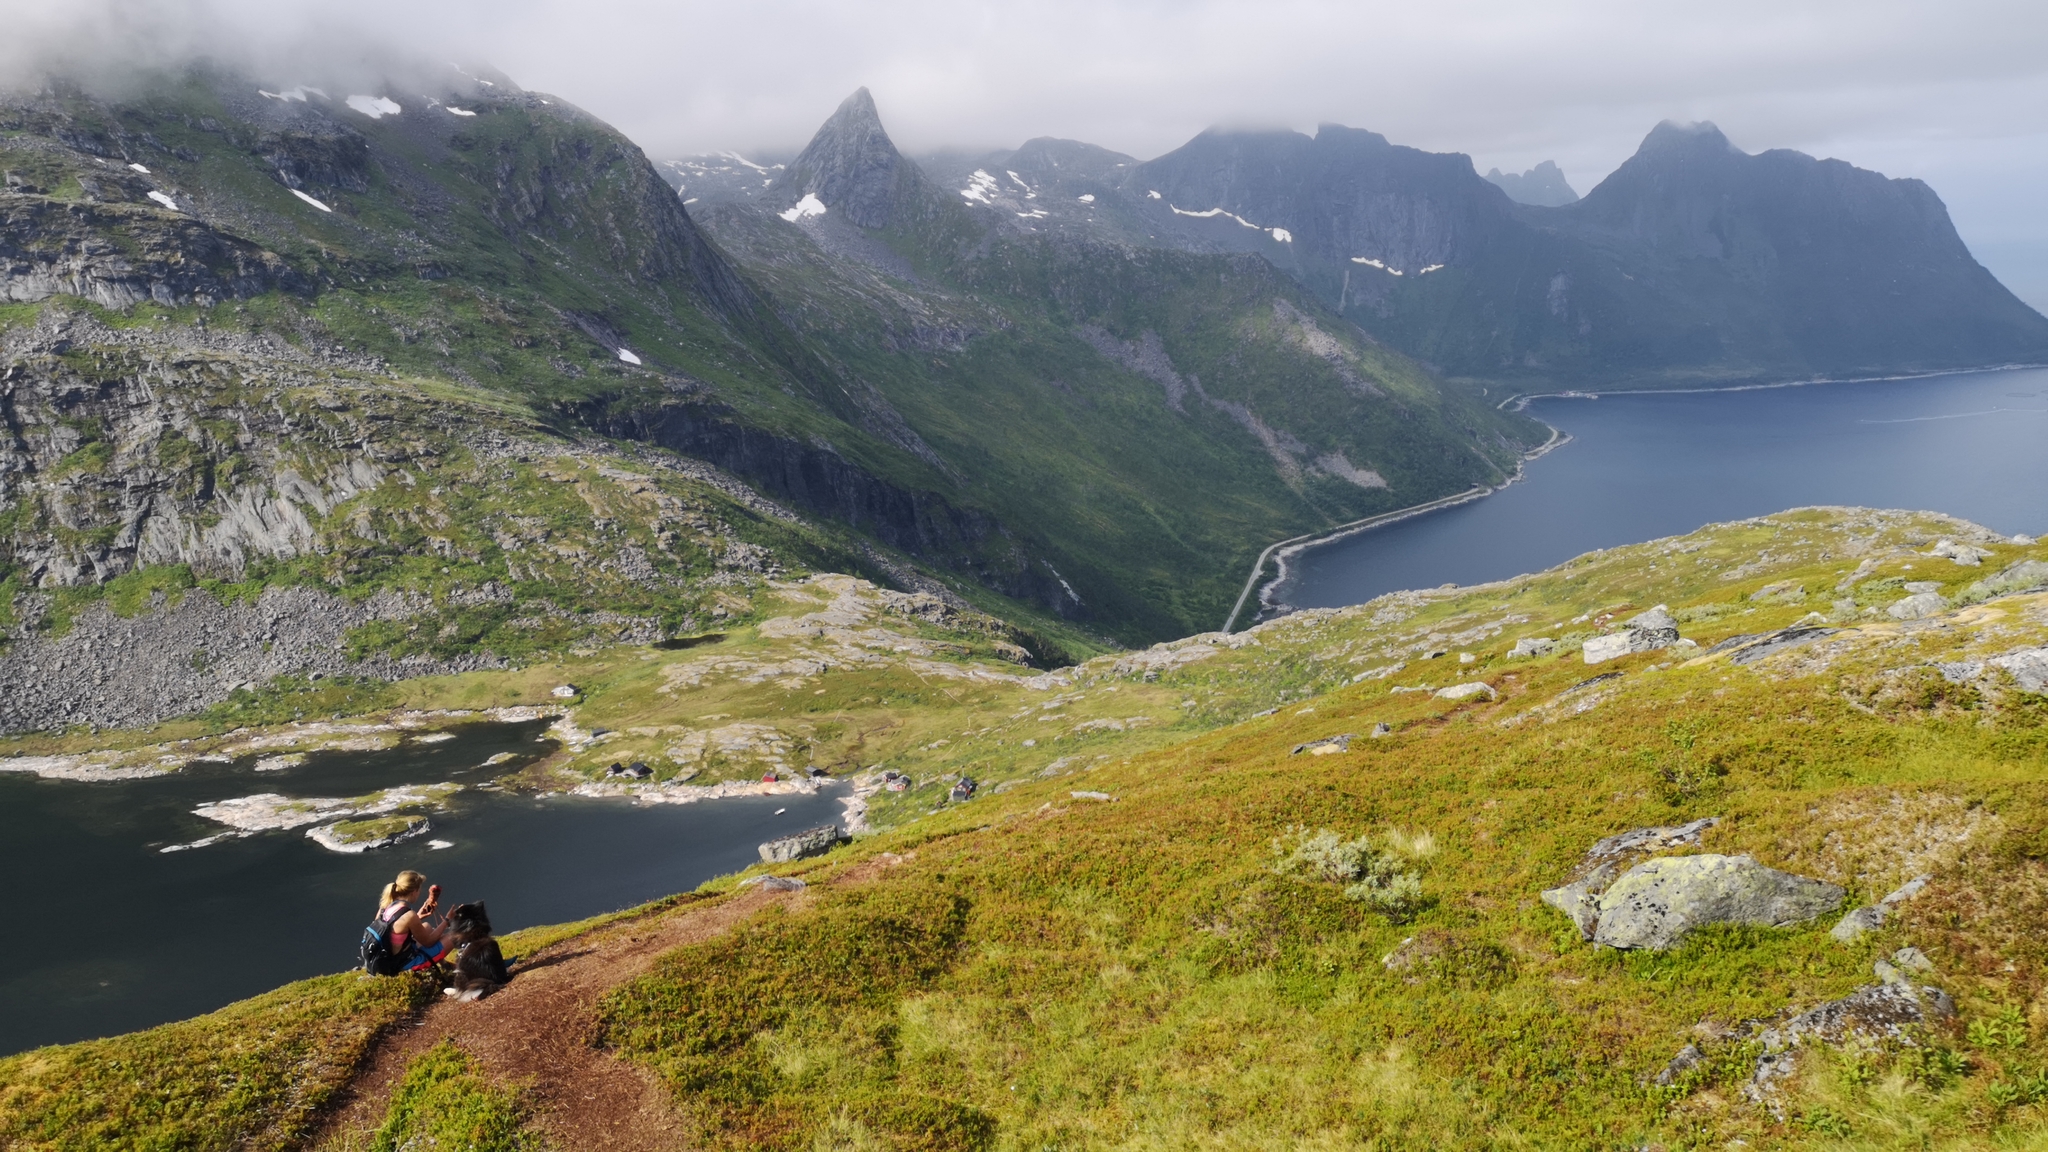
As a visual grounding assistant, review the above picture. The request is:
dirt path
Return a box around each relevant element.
[308,887,790,1151]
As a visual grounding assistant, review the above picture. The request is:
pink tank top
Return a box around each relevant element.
[380,901,412,952]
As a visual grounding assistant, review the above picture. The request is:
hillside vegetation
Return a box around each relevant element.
[6,508,2047,1150]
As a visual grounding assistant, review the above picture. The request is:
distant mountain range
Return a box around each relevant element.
[673,103,2048,390]
[1484,160,1578,206]
[5,71,2045,657]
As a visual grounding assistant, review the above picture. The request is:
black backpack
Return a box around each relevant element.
[360,904,418,976]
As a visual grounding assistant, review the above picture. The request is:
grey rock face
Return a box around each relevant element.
[1484,161,1579,207]
[1962,559,2048,603]
[1830,905,1888,942]
[1937,645,2048,694]
[1540,817,1720,939]
[1509,636,1556,658]
[757,824,847,863]
[1745,981,1955,1110]
[1433,681,1495,701]
[1888,591,1949,620]
[1593,854,1845,950]
[1582,604,1682,664]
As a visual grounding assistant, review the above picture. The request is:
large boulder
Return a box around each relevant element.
[1888,589,1948,620]
[1583,605,1682,664]
[1540,817,1720,938]
[758,824,847,863]
[1593,854,1844,950]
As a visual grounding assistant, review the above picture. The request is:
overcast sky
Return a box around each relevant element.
[6,0,2047,307]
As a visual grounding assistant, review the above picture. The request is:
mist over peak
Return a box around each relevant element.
[0,0,473,102]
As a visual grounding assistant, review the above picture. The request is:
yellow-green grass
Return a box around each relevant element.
[0,973,436,1152]
[358,1041,547,1152]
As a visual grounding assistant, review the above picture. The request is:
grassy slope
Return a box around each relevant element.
[6,508,2046,1149]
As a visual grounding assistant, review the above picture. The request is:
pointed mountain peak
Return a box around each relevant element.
[771,87,911,229]
[829,87,883,132]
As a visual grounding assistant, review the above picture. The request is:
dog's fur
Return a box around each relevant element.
[444,901,510,1001]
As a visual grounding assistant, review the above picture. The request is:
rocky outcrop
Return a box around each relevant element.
[1433,681,1496,701]
[1888,585,1949,620]
[1542,818,1720,939]
[1937,645,2048,695]
[1961,559,2048,604]
[1583,605,1682,664]
[1,195,308,308]
[758,824,847,863]
[1746,977,1956,1112]
[0,312,419,587]
[1591,855,1844,950]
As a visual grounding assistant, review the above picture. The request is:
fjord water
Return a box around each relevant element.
[1278,367,2048,611]
[0,723,846,1054]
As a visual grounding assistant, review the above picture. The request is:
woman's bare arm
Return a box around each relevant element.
[394,909,445,946]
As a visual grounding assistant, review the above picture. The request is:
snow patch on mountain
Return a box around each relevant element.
[961,170,1000,204]
[780,193,827,222]
[345,95,402,119]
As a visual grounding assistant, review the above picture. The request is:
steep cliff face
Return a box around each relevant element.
[1538,121,2048,374]
[1129,125,1516,280]
[0,312,397,586]
[1005,115,2048,387]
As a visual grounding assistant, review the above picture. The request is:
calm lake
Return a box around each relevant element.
[0,721,846,1054]
[1277,366,2048,612]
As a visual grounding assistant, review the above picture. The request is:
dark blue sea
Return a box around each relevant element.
[1278,367,2048,611]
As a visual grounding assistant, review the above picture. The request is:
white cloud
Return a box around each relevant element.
[4,0,2045,305]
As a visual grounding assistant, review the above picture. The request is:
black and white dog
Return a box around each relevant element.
[443,901,511,1001]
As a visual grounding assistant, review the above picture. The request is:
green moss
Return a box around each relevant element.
[369,1041,547,1152]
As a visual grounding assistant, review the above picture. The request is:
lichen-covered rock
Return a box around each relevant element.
[1433,681,1496,701]
[1508,636,1556,658]
[1582,605,1682,664]
[1930,538,1991,566]
[1592,854,1845,950]
[1745,980,1956,1110]
[1961,559,2048,604]
[758,824,847,863]
[1888,590,1948,620]
[1540,817,1720,939]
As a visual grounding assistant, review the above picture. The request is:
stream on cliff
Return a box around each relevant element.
[0,720,847,1054]
[1276,364,2048,611]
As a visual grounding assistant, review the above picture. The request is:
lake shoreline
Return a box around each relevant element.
[1494,361,2048,411]
[1224,422,1571,632]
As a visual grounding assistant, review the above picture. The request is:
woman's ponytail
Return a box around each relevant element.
[380,870,426,911]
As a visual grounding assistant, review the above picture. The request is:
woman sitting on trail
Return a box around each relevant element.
[371,870,450,973]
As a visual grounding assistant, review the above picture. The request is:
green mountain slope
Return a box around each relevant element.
[2,73,1541,654]
[7,508,2046,1149]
